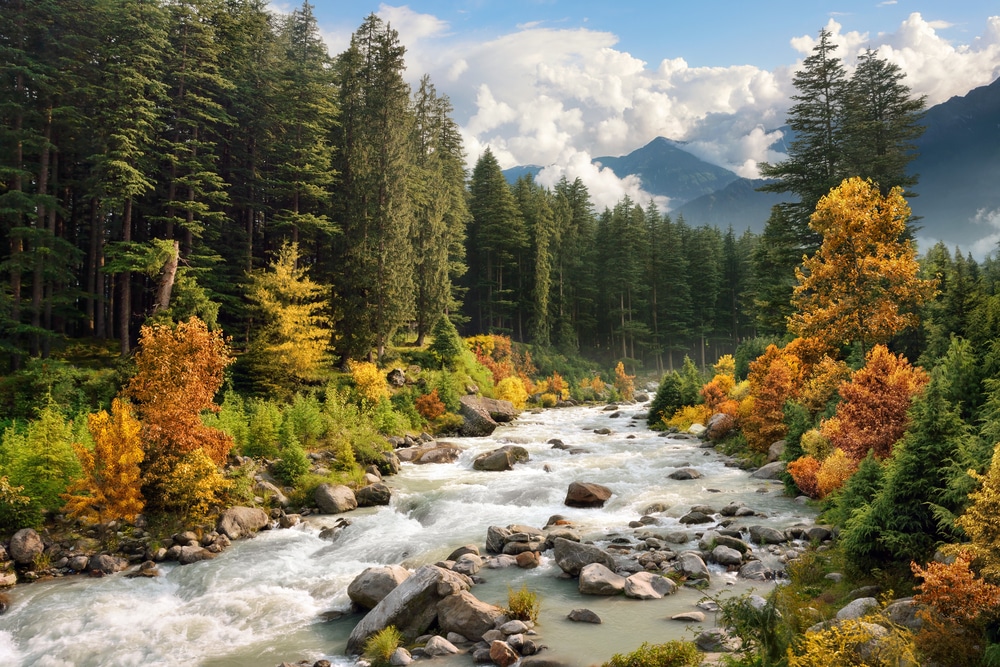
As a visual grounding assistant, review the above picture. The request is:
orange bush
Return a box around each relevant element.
[788,456,822,498]
[912,552,1000,666]
[701,373,736,414]
[614,361,635,400]
[815,448,858,498]
[415,389,446,421]
[821,345,928,461]
[800,356,850,414]
[742,344,799,452]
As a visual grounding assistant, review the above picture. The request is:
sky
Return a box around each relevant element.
[289,1,1000,212]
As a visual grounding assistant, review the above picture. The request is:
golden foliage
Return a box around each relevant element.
[614,361,635,401]
[800,356,850,414]
[539,393,558,408]
[158,449,232,524]
[912,551,1000,666]
[64,399,145,523]
[701,373,736,414]
[127,317,234,465]
[742,344,800,452]
[788,456,822,498]
[496,376,528,410]
[786,617,917,667]
[955,443,1000,582]
[349,360,390,406]
[815,448,858,498]
[666,404,712,431]
[820,345,928,461]
[713,354,736,377]
[789,177,937,349]
[800,429,833,460]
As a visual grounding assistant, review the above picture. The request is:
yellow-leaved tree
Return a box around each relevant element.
[246,241,331,397]
[64,398,145,523]
[789,177,936,353]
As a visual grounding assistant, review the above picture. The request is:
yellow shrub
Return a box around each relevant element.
[349,360,390,406]
[464,334,495,358]
[714,354,736,377]
[534,379,550,394]
[666,404,712,431]
[496,376,528,410]
[540,393,558,408]
[816,448,858,497]
[731,380,751,402]
[787,618,916,667]
[158,449,232,524]
[801,428,833,460]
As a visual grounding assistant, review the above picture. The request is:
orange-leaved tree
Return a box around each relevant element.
[741,344,801,452]
[127,317,234,515]
[63,398,145,523]
[820,344,928,461]
[789,177,936,353]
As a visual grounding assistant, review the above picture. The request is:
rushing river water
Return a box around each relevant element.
[0,402,817,667]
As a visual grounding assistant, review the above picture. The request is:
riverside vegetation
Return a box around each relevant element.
[2,4,1000,667]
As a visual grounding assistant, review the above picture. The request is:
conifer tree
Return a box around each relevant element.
[552,177,596,352]
[333,14,415,361]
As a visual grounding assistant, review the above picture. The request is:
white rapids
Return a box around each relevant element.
[0,402,816,667]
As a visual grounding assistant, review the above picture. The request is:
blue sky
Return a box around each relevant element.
[298,1,999,222]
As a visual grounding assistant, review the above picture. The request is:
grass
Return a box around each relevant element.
[363,625,403,667]
[504,584,540,623]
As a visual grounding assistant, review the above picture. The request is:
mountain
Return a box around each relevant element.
[673,178,786,232]
[502,165,543,184]
[908,77,1000,252]
[593,137,739,205]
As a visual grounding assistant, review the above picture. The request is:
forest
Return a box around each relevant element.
[4,1,1000,665]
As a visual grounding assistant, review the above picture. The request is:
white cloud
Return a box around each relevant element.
[968,208,1000,259]
[322,7,1000,213]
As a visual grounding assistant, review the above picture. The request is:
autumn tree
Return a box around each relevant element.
[126,317,233,511]
[741,344,801,452]
[955,442,1000,582]
[788,177,936,352]
[64,398,145,523]
[245,241,331,397]
[820,344,929,461]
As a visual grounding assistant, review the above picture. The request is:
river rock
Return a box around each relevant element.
[177,546,216,565]
[459,397,517,437]
[579,563,626,595]
[216,506,270,540]
[516,551,540,568]
[473,445,530,471]
[423,636,459,656]
[695,628,739,652]
[447,544,480,560]
[399,443,463,464]
[437,590,504,641]
[348,564,412,610]
[750,461,786,479]
[346,565,471,654]
[390,648,412,666]
[485,526,512,554]
[624,571,677,599]
[679,511,713,524]
[712,545,744,566]
[490,640,519,667]
[672,611,706,622]
[88,553,127,574]
[688,423,707,436]
[356,483,392,507]
[9,528,44,565]
[836,597,879,621]
[668,468,702,480]
[567,608,602,623]
[453,554,483,576]
[314,484,357,514]
[884,598,922,630]
[738,561,775,581]
[674,552,710,580]
[767,440,786,463]
[564,481,612,508]
[749,525,786,545]
[68,555,90,572]
[254,479,290,507]
[380,451,402,475]
[553,537,616,576]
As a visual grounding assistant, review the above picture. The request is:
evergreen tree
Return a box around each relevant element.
[513,175,556,346]
[465,148,526,335]
[552,177,596,352]
[333,14,415,362]
[684,224,723,369]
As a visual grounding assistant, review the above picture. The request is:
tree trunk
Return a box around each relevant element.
[119,198,133,355]
[152,240,180,314]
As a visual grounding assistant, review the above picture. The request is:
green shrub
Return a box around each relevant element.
[370,398,409,436]
[428,316,464,369]
[431,412,464,435]
[363,625,403,667]
[244,399,282,458]
[284,393,324,448]
[202,390,249,451]
[648,373,683,427]
[504,584,540,623]
[602,641,701,667]
[390,389,423,430]
[273,441,310,486]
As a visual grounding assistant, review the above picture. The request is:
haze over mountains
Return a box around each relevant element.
[504,76,1000,258]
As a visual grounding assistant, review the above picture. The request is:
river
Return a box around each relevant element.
[0,402,816,667]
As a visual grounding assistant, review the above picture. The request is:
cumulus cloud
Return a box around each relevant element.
[337,7,1000,212]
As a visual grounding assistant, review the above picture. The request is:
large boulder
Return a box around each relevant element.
[564,481,612,508]
[356,484,392,507]
[712,545,744,567]
[473,445,530,472]
[459,396,517,437]
[750,461,786,480]
[749,525,786,545]
[8,528,43,565]
[553,537,616,576]
[668,468,703,480]
[216,506,270,540]
[315,484,358,514]
[578,563,626,595]
[346,565,471,654]
[89,553,128,574]
[624,571,677,599]
[348,565,411,610]
[674,552,710,581]
[437,590,504,641]
[397,444,463,465]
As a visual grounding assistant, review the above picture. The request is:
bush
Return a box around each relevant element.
[496,376,528,410]
[370,398,409,436]
[666,404,711,431]
[431,412,464,435]
[428,316,464,369]
[244,399,282,459]
[415,389,446,421]
[648,373,683,427]
[156,449,232,524]
[602,641,701,667]
[349,360,390,408]
[539,393,558,408]
[717,590,789,666]
[504,584,540,623]
[787,618,916,667]
[363,625,403,667]
[284,393,324,448]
